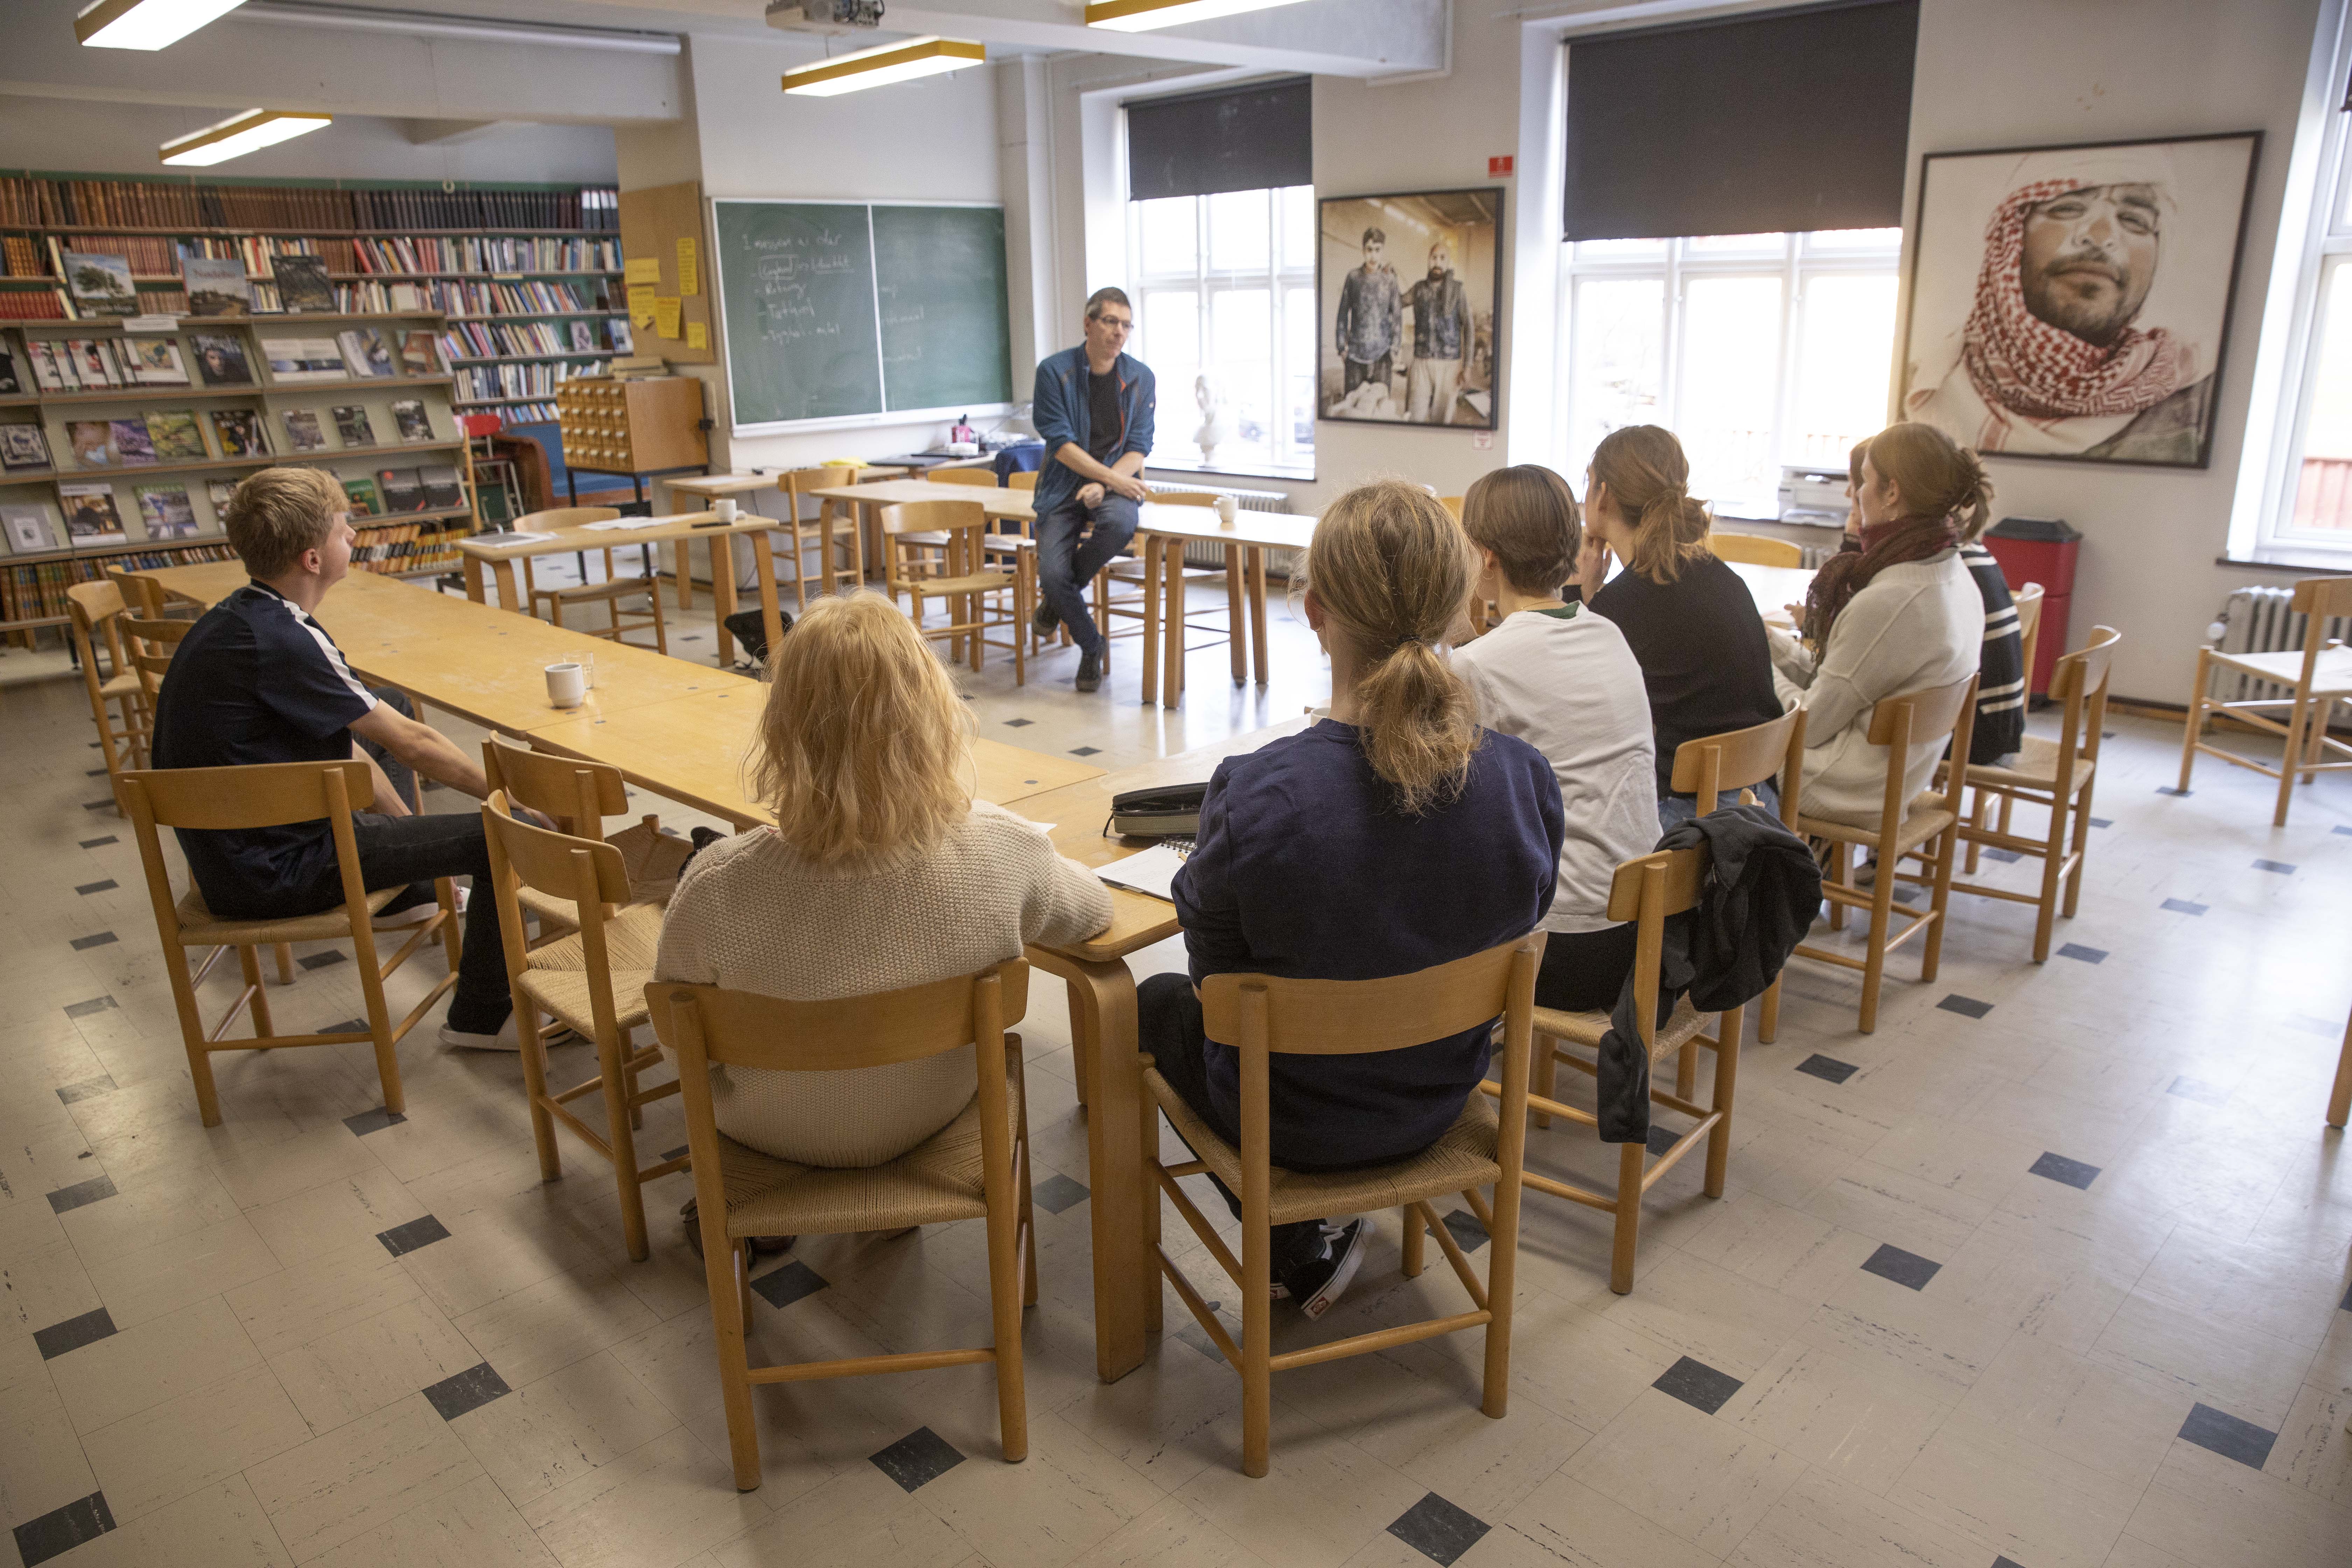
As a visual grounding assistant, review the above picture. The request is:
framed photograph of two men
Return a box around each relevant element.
[1319,187,1503,430]
[1901,131,2261,469]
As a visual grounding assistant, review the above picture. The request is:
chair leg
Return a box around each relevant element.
[437,878,463,976]
[1704,1008,1742,1198]
[2177,654,2208,792]
[1482,1172,1521,1419]
[2031,794,2067,962]
[1607,1139,1646,1294]
[1136,1084,1162,1334]
[274,943,295,984]
[1241,1216,1272,1478]
[1964,788,1990,873]
[1531,1035,1557,1129]
[986,1138,1029,1463]
[1920,828,1958,983]
[515,1000,562,1182]
[1858,860,1897,1034]
[1400,1203,1425,1278]
[1674,1043,1697,1101]
[601,1026,651,1263]
[1827,841,1850,931]
[2062,780,2096,918]
[648,589,668,657]
[708,1230,762,1492]
[2329,1008,2352,1130]
[1758,975,1783,1044]
[351,928,406,1116]
[240,944,275,1038]
[160,944,222,1127]
[2275,690,2310,827]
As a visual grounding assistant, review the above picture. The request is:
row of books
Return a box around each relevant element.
[0,544,238,623]
[478,400,561,423]
[350,519,472,574]
[0,177,617,234]
[350,236,621,276]
[348,276,613,316]
[454,360,606,402]
[437,319,626,360]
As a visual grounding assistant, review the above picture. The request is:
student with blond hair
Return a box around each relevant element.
[1452,464,1657,1010]
[653,592,1112,1167]
[1572,425,1783,820]
[1140,481,1562,1318]
[1778,422,1988,822]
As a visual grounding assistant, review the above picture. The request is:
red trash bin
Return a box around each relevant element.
[1982,516,2082,699]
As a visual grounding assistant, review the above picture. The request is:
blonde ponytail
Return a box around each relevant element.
[1591,425,1711,583]
[1304,480,1481,815]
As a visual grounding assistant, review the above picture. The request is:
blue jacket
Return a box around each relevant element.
[1031,346,1154,517]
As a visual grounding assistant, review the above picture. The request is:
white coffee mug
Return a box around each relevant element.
[716,497,739,522]
[1215,494,1238,528]
[545,662,586,709]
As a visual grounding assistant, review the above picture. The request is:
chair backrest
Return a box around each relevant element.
[65,578,127,634]
[483,734,628,840]
[1707,532,1804,568]
[926,465,999,487]
[1199,937,1541,1059]
[648,961,1031,1073]
[1149,491,1221,509]
[2011,581,2046,691]
[460,412,503,439]
[1668,708,1806,820]
[104,568,167,617]
[2288,576,2352,682]
[779,465,858,512]
[65,581,130,690]
[1438,496,1464,519]
[1007,470,1038,492]
[482,791,632,995]
[122,615,195,698]
[1863,672,1980,826]
[514,506,622,531]
[2043,625,2121,778]
[117,761,376,943]
[1596,844,1716,1055]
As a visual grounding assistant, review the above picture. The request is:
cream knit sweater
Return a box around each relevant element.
[653,801,1114,1168]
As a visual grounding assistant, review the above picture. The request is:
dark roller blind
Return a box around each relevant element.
[1128,77,1312,202]
[1563,0,1917,241]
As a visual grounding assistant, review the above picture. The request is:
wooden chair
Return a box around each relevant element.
[121,615,195,708]
[880,499,1024,680]
[522,506,669,654]
[646,961,1037,1491]
[1096,491,1223,659]
[482,792,677,1260]
[773,465,865,613]
[1489,846,1743,1294]
[2328,1003,2351,1129]
[1437,496,1464,519]
[116,760,462,1126]
[1958,580,2045,876]
[925,464,1000,487]
[1941,628,2120,961]
[1707,532,1804,567]
[1008,469,1038,492]
[1792,674,1979,1032]
[1146,935,1540,1478]
[482,735,682,942]
[1667,707,1806,1044]
[2178,574,2352,826]
[66,581,149,782]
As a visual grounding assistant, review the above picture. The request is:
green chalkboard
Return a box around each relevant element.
[873,205,1014,414]
[712,201,883,426]
[712,199,1013,429]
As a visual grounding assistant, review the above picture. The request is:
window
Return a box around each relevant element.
[2260,60,2352,554]
[1127,185,1317,478]
[1557,229,1903,516]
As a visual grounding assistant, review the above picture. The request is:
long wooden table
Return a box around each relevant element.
[661,467,915,615]
[1134,508,1316,709]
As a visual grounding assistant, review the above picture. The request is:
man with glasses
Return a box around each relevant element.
[1030,287,1156,693]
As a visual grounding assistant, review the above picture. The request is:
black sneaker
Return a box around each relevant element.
[1285,1217,1374,1320]
[1032,600,1060,636]
[1075,648,1102,692]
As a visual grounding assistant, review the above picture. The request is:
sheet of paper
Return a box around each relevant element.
[625,257,662,287]
[654,296,682,339]
[626,283,658,329]
[121,314,182,334]
[1094,843,1190,903]
[675,237,699,296]
[685,321,708,351]
[581,512,699,531]
[478,530,560,547]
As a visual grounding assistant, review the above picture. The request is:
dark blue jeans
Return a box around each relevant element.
[1034,492,1140,657]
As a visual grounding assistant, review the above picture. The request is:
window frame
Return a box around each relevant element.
[1553,229,1902,516]
[2256,43,2352,556]
[1124,184,1318,482]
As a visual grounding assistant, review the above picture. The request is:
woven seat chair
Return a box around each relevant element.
[1706,532,1804,567]
[2178,574,2352,826]
[482,735,685,943]
[1665,707,1805,1043]
[66,580,151,786]
[1145,934,1542,1477]
[880,499,1025,679]
[647,961,1037,1492]
[521,505,670,653]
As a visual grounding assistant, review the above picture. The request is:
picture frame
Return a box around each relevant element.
[1316,187,1503,431]
[1899,131,2261,469]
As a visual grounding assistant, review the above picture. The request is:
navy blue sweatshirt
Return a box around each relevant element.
[1172,720,1563,1168]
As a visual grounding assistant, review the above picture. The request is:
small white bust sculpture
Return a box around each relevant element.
[1194,371,1239,465]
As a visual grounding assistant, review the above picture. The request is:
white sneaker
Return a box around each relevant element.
[1292,1216,1375,1321]
[439,1015,520,1051]
[375,886,467,929]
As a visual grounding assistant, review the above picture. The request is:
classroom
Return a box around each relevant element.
[1,0,2349,1564]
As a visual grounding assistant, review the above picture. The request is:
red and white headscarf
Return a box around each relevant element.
[1959,177,2194,420]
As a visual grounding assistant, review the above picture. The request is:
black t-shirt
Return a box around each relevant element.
[149,581,378,908]
[1583,554,1784,796]
[1086,368,1123,465]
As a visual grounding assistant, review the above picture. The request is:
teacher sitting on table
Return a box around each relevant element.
[1029,286,1156,693]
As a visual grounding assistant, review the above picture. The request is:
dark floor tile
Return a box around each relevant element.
[73,880,117,896]
[2029,1152,2101,1190]
[2161,898,2208,915]
[1645,1123,1680,1157]
[2336,825,2352,836]
[77,836,117,849]
[2168,1076,2230,1106]
[13,1492,115,1567]
[62,995,118,1018]
[1861,1243,1942,1290]
[1938,995,1994,1019]
[422,1362,512,1421]
[2088,817,2113,828]
[661,1145,688,1162]
[55,1075,115,1105]
[1795,1054,1858,1084]
[2340,1279,2351,1312]
[33,1307,117,1361]
[2252,859,2296,875]
[1002,717,1034,727]
[84,767,106,778]
[298,950,349,971]
[1031,1172,1090,1214]
[1983,848,2024,864]
[68,931,118,952]
[82,798,116,811]
[1175,1320,1227,1362]
[2178,1402,2277,1468]
[2288,1014,2341,1037]
[343,1106,408,1137]
[1069,746,1101,757]
[1653,1355,1743,1415]
[869,1426,966,1492]
[1994,1558,2029,1568]
[2155,785,2191,796]
[750,1259,829,1310]
[378,1214,451,1257]
[46,1175,117,1214]
[1440,1208,1489,1252]
[321,1018,368,1035]
[2057,944,2107,964]
[1386,1492,1491,1566]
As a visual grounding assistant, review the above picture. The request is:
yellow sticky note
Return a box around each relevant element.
[625,257,661,287]
[685,321,708,351]
[626,283,658,329]
[675,237,699,297]
[654,296,682,339]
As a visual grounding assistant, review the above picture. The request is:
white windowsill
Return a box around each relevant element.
[1146,456,1315,485]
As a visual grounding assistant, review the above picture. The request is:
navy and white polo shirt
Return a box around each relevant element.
[149,581,377,906]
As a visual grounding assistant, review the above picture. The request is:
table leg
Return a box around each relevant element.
[490,559,520,615]
[1247,547,1269,685]
[710,549,739,669]
[1225,543,1245,685]
[1161,541,1184,709]
[750,530,784,669]
[674,540,693,611]
[462,555,486,604]
[1027,945,1150,1381]
[1140,536,1161,704]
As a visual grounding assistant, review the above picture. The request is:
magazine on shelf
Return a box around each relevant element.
[65,421,115,467]
[205,478,240,518]
[331,405,376,447]
[272,255,335,314]
[419,463,463,510]
[391,398,434,443]
[59,482,126,544]
[28,341,72,392]
[376,467,426,512]
[190,333,254,387]
[67,339,122,388]
[136,483,198,540]
[397,331,439,376]
[144,409,207,462]
[280,408,328,453]
[182,258,252,317]
[342,476,381,517]
[107,418,156,465]
[337,327,394,379]
[570,321,595,352]
[2,504,58,553]
[209,407,268,457]
[0,342,19,395]
[125,337,189,387]
[61,252,137,317]
[261,336,346,383]
[0,422,51,471]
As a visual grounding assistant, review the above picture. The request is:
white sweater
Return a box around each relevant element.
[1769,551,1980,825]
[653,802,1114,1168]
[1450,604,1659,932]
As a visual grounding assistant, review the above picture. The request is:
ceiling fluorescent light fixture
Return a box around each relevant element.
[76,0,247,50]
[1085,0,1312,31]
[782,35,984,95]
[160,108,332,166]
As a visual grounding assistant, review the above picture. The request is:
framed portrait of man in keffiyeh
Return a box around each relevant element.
[1900,132,2260,469]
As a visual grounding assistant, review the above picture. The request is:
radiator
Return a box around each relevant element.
[1144,480,1296,573]
[2208,586,2352,702]
[1800,544,1837,568]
